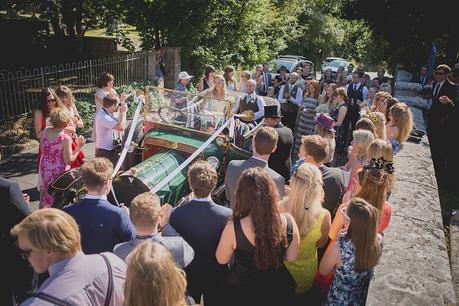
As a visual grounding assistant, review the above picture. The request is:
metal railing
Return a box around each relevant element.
[0,51,151,120]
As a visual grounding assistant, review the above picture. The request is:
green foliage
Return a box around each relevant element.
[75,80,157,131]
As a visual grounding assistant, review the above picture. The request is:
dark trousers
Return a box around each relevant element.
[282,110,298,134]
[186,267,228,306]
[95,148,119,167]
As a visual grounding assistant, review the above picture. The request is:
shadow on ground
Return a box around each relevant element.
[0,152,37,179]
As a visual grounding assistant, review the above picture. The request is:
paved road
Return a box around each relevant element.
[0,139,96,211]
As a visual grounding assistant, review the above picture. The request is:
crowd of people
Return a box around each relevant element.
[3,59,459,306]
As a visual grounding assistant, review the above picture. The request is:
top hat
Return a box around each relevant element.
[264,105,282,118]
[314,113,335,132]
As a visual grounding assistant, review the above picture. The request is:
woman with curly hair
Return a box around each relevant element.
[124,241,189,306]
[368,112,387,141]
[216,167,300,306]
[282,163,331,295]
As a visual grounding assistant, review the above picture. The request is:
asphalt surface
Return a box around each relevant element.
[0,139,96,211]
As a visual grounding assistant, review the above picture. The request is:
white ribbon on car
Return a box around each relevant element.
[149,115,235,195]
[110,94,144,206]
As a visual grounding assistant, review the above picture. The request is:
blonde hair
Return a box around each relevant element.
[369,112,387,141]
[316,123,335,139]
[371,91,391,112]
[284,163,324,236]
[368,139,395,192]
[80,158,113,190]
[390,103,413,143]
[129,192,162,230]
[50,107,71,128]
[11,208,81,257]
[124,241,187,306]
[352,130,375,162]
[241,71,251,80]
[211,74,226,98]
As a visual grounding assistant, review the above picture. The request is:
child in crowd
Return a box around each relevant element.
[314,113,336,165]
[39,108,85,208]
[344,129,375,187]
[355,118,376,136]
[319,198,383,305]
[386,102,413,153]
[368,112,387,141]
[124,241,192,306]
[283,163,331,296]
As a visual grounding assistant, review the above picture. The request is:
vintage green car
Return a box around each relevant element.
[50,86,278,208]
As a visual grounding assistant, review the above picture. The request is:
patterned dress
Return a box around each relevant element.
[291,96,319,162]
[39,128,70,208]
[326,238,373,306]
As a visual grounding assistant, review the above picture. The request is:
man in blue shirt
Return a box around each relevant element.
[165,161,232,306]
[64,158,136,254]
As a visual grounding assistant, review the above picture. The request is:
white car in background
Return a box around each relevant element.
[321,59,350,77]
[321,57,348,71]
[269,55,316,80]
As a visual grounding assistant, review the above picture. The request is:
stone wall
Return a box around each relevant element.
[366,106,456,305]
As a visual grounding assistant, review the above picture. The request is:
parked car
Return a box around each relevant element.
[269,55,316,80]
[321,60,350,78]
[49,88,279,208]
[321,57,348,71]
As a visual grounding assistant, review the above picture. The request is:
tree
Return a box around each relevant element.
[5,0,133,57]
[343,0,459,70]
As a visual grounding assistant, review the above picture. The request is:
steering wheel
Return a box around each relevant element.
[158,106,187,125]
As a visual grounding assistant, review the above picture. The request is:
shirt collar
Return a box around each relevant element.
[84,194,108,201]
[136,233,160,240]
[251,155,268,164]
[48,251,84,278]
[193,195,212,202]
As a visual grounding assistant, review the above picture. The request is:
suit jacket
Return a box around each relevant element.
[63,198,136,254]
[170,199,232,272]
[268,123,293,182]
[0,177,33,305]
[429,79,457,126]
[225,157,285,206]
[319,165,345,218]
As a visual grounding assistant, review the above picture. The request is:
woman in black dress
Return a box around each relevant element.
[216,167,300,306]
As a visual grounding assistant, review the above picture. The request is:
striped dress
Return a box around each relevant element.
[291,96,319,162]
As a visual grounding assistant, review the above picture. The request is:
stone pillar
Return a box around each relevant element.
[163,47,181,89]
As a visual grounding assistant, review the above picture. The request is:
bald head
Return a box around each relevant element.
[289,72,299,84]
[247,79,256,94]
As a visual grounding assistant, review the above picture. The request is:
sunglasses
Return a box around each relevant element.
[15,240,33,259]
[435,71,445,75]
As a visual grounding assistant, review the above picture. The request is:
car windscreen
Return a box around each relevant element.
[330,60,348,68]
[270,60,295,73]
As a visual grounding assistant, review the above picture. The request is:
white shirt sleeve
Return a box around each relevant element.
[362,86,369,100]
[345,84,349,92]
[278,85,286,104]
[97,111,118,129]
[254,96,266,120]
[293,88,303,106]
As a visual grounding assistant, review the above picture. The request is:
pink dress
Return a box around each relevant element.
[39,128,70,208]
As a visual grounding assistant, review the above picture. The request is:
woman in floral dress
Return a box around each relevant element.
[39,108,85,208]
[319,198,383,305]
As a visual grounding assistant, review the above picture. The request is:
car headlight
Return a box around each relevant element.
[207,156,220,169]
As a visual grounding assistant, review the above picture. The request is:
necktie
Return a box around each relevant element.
[264,73,268,91]
[434,83,440,99]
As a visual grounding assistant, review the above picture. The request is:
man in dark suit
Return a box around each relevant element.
[410,65,431,86]
[63,158,136,254]
[264,105,293,182]
[427,64,458,177]
[225,126,286,206]
[260,62,273,96]
[0,176,33,305]
[168,161,232,306]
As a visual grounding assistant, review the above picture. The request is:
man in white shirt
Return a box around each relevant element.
[233,79,265,125]
[278,72,303,132]
[95,94,127,166]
